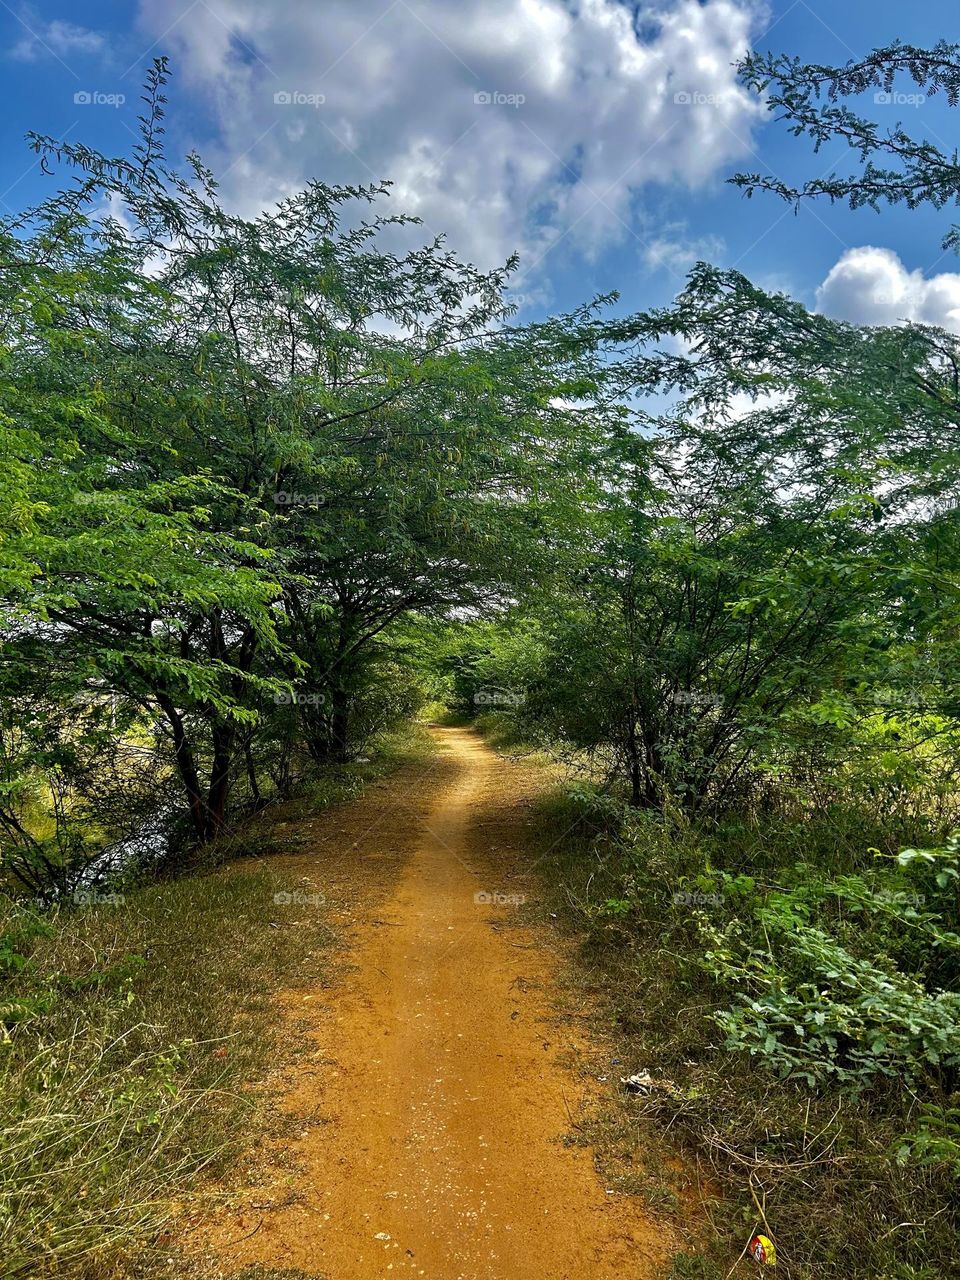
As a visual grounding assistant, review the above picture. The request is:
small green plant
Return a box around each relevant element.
[895,1104,960,1178]
[709,924,960,1086]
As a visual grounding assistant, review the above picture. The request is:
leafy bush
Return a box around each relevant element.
[896,1104,960,1177]
[708,921,960,1087]
[538,787,960,1279]
[700,838,960,1088]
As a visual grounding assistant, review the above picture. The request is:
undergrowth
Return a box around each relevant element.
[0,725,432,1279]
[535,784,960,1280]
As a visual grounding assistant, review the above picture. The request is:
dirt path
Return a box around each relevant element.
[196,727,666,1279]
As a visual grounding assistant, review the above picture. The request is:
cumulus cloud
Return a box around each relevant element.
[11,16,106,62]
[816,246,960,333]
[643,229,726,277]
[134,0,763,277]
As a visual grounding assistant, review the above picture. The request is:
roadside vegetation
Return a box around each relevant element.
[3,33,960,1280]
[0,726,433,1279]
[426,43,960,1279]
[522,789,958,1280]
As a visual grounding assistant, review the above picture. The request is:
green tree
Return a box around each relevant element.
[1,60,625,880]
[732,41,960,249]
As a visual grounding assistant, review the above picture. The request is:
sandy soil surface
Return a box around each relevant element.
[190,727,667,1279]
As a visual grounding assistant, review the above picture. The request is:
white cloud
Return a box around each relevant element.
[816,246,960,333]
[726,388,791,419]
[134,0,764,279]
[11,17,105,62]
[643,229,726,276]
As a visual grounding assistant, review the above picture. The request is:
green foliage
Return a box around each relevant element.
[709,920,960,1087]
[733,42,960,249]
[3,40,960,1280]
[896,1104,960,1176]
[448,257,960,825]
[538,789,960,1279]
[580,819,960,1090]
[0,62,621,891]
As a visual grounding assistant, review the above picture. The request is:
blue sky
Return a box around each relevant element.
[1,0,959,329]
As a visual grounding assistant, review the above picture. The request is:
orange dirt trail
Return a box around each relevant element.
[198,727,666,1279]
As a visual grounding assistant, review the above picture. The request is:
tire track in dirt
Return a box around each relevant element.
[193,727,667,1279]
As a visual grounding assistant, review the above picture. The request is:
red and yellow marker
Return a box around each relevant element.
[748,1234,777,1265]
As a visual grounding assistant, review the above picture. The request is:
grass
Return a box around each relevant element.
[9,713,951,1279]
[190,724,438,871]
[0,724,434,1280]
[528,784,960,1280]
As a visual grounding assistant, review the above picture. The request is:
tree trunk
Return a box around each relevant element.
[205,722,234,839]
[330,687,350,762]
[156,692,206,840]
[299,702,331,762]
[626,713,643,807]
[244,738,262,808]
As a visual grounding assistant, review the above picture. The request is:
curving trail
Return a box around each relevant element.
[196,727,666,1279]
